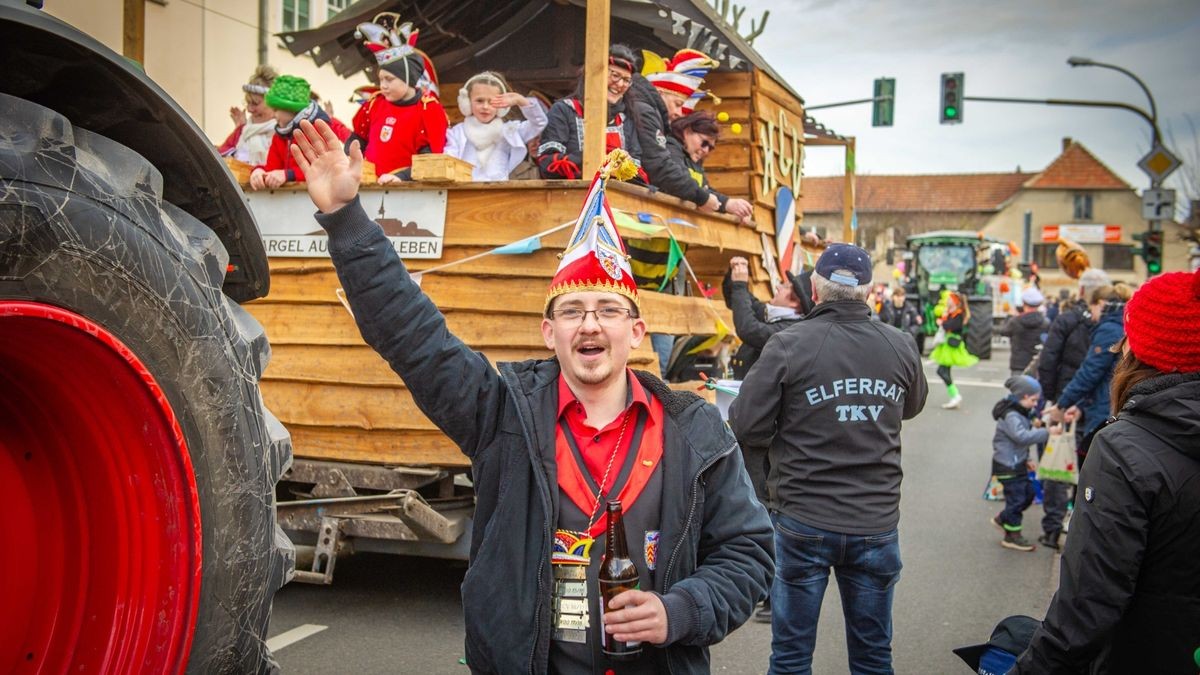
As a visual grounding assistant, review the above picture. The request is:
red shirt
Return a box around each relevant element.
[555,371,664,538]
[353,91,449,174]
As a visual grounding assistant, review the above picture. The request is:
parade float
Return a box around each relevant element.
[238,0,840,576]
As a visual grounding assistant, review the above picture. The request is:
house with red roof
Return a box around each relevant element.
[801,138,1190,284]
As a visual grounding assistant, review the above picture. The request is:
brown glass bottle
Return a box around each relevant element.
[599,500,642,661]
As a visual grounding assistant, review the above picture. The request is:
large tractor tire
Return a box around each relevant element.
[966,297,993,360]
[0,93,293,672]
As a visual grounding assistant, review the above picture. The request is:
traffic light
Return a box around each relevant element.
[1144,230,1163,275]
[940,72,963,124]
[872,77,895,127]
[1134,229,1164,276]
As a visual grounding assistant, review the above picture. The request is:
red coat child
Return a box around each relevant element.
[250,74,351,189]
[259,113,351,183]
[350,20,447,182]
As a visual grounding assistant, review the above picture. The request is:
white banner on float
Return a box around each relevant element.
[245,189,448,259]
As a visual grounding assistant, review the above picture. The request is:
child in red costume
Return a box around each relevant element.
[250,75,350,189]
[350,16,448,184]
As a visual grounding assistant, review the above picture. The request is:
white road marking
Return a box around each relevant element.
[266,624,328,652]
[950,378,1006,389]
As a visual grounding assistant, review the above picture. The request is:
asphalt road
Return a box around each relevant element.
[268,344,1062,674]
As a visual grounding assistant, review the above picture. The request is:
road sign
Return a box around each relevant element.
[1142,188,1176,220]
[1137,145,1181,183]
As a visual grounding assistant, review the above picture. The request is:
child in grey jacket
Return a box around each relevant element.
[990,376,1059,551]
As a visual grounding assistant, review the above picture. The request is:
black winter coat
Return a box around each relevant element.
[878,300,922,342]
[729,301,928,534]
[628,75,711,207]
[1037,302,1091,401]
[721,274,801,380]
[1000,310,1049,373]
[317,197,775,675]
[536,97,642,179]
[1018,372,1200,674]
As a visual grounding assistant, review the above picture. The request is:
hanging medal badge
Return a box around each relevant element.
[549,409,633,645]
[551,530,593,643]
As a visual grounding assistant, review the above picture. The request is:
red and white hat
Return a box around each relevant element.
[646,49,719,114]
[356,13,439,95]
[546,150,642,311]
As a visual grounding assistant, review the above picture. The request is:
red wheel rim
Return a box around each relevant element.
[0,301,200,673]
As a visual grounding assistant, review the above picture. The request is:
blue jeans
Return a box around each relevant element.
[650,333,674,378]
[769,513,902,675]
[999,475,1035,530]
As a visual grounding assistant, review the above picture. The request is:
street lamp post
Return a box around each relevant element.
[1067,57,1161,145]
[1068,57,1170,274]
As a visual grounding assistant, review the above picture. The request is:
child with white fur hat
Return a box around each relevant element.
[445,71,547,181]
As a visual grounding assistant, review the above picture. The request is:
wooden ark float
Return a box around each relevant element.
[244,0,847,570]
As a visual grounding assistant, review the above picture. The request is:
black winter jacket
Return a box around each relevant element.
[1018,372,1200,674]
[1000,310,1049,373]
[721,276,801,380]
[729,301,928,534]
[317,197,774,675]
[536,97,642,180]
[877,300,922,342]
[720,270,815,380]
[628,75,711,207]
[1037,302,1091,401]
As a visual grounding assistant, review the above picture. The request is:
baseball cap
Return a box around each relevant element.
[815,243,872,287]
[953,615,1040,673]
[1020,287,1044,307]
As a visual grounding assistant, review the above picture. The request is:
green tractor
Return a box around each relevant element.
[902,231,1000,360]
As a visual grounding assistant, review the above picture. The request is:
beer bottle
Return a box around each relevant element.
[599,500,642,661]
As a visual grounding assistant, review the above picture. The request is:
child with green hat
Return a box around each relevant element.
[250,75,351,190]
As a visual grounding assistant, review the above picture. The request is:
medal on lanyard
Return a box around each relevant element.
[550,408,632,644]
[551,530,592,643]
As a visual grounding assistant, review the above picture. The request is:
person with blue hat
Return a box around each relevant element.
[730,243,928,674]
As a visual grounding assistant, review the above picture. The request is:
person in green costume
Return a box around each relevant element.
[931,291,978,409]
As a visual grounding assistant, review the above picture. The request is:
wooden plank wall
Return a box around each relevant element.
[245,183,762,468]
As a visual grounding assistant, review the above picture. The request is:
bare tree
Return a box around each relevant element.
[707,0,770,44]
[1165,115,1200,245]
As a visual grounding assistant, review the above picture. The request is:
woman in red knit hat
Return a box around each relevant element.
[1017,270,1200,674]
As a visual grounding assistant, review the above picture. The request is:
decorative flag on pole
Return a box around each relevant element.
[775,186,797,277]
[545,149,642,311]
[657,236,685,292]
[492,236,542,255]
[686,318,731,355]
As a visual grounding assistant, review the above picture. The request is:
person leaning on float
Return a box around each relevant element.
[286,119,773,674]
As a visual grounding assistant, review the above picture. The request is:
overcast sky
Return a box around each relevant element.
[743,0,1200,211]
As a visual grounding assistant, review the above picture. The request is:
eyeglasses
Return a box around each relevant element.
[550,307,635,325]
[607,70,632,86]
[699,139,716,152]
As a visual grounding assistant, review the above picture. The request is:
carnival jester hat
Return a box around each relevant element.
[645,48,721,115]
[546,149,642,312]
[356,13,439,94]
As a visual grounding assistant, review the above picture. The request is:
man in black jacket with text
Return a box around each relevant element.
[730,244,927,675]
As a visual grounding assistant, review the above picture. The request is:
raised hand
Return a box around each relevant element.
[729,256,750,283]
[289,119,362,214]
[491,92,529,109]
[229,105,246,127]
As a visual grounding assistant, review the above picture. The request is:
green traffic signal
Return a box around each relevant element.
[1137,229,1164,277]
[940,72,964,124]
